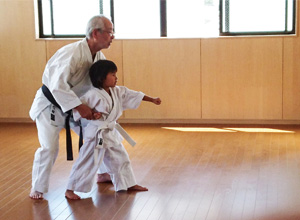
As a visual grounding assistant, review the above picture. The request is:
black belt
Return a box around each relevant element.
[41,84,83,160]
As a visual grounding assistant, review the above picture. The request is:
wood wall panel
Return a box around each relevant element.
[0,0,46,119]
[201,38,283,119]
[1,0,300,123]
[282,1,300,120]
[122,39,201,119]
[283,39,300,120]
[46,40,76,60]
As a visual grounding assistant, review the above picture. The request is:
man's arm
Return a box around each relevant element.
[74,104,103,120]
[74,104,94,120]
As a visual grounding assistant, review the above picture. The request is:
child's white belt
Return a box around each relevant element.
[92,121,136,166]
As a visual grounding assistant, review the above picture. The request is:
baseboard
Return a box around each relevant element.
[1,118,300,125]
[119,119,300,125]
[0,118,33,123]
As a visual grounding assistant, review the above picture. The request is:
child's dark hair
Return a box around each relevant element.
[89,60,117,89]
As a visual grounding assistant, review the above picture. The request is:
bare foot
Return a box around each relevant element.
[128,184,148,191]
[65,190,81,200]
[97,173,112,183]
[29,190,43,200]
[29,189,44,199]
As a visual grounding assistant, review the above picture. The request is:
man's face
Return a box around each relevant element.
[95,20,114,50]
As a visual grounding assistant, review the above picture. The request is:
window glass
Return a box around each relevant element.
[287,0,294,31]
[38,0,295,38]
[221,0,295,34]
[113,0,160,39]
[230,0,285,32]
[52,0,100,35]
[167,0,219,38]
[41,0,51,35]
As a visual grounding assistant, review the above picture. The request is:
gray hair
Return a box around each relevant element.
[85,15,110,39]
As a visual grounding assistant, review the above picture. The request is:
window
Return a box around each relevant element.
[113,0,160,39]
[166,0,219,38]
[36,0,296,39]
[220,0,296,36]
[38,0,112,38]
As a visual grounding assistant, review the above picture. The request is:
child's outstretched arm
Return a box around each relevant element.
[143,95,162,105]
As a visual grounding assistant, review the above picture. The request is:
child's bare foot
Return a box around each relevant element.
[128,184,148,191]
[29,190,43,200]
[97,173,112,183]
[65,190,81,200]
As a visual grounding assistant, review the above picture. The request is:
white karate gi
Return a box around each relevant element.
[29,38,105,193]
[67,86,145,192]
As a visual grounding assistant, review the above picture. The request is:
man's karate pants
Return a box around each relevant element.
[31,105,67,193]
[66,139,137,193]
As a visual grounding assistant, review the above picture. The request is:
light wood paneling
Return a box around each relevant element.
[1,0,300,123]
[0,0,46,118]
[283,38,300,120]
[283,1,300,120]
[46,40,76,60]
[122,39,201,119]
[201,38,283,120]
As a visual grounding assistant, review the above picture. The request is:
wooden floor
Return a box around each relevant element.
[1,123,300,220]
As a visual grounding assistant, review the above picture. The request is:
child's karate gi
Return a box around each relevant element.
[67,86,145,192]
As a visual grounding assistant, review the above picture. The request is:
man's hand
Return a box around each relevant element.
[74,104,103,120]
[74,104,94,120]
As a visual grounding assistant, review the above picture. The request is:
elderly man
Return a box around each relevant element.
[29,15,114,200]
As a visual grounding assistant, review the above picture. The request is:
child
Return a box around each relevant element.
[65,60,161,199]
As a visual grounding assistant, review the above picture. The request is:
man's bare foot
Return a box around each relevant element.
[97,173,112,183]
[128,184,148,191]
[65,190,81,200]
[29,190,43,200]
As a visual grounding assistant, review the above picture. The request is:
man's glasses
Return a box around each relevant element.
[97,29,114,37]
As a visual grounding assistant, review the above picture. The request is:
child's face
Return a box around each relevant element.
[103,71,118,89]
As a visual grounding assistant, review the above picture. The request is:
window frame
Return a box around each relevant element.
[219,0,296,36]
[37,0,115,38]
[36,0,297,39]
[37,0,167,38]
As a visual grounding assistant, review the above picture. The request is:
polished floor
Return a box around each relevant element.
[1,123,300,220]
